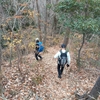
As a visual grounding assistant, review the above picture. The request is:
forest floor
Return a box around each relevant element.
[1,46,100,100]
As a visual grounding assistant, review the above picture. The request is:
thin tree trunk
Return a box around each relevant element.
[9,32,12,67]
[36,0,42,41]
[76,0,88,68]
[0,34,1,72]
[43,0,47,46]
[63,27,70,48]
[51,0,58,36]
[16,44,22,75]
[0,4,4,95]
[0,30,3,95]
[0,4,3,70]
[53,15,57,34]
[77,33,85,67]
[53,0,59,34]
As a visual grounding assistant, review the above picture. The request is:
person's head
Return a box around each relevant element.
[35,38,39,43]
[61,44,66,49]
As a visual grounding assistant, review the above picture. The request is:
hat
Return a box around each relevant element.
[35,38,39,41]
[61,44,66,48]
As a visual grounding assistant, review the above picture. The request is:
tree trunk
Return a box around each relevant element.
[9,32,12,67]
[16,44,22,75]
[0,33,1,72]
[0,4,4,95]
[36,0,42,41]
[0,35,4,96]
[51,0,58,36]
[63,27,70,48]
[0,29,3,95]
[87,76,100,100]
[43,0,47,47]
[75,76,100,100]
[53,15,57,34]
[0,4,3,71]
[77,33,85,67]
[0,55,3,95]
[53,0,59,34]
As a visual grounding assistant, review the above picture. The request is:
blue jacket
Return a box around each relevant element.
[36,42,44,52]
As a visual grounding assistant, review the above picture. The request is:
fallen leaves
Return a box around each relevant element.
[1,47,100,100]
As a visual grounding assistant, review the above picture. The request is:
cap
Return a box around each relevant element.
[61,44,66,48]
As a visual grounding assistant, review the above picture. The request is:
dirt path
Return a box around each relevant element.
[34,46,78,100]
[35,46,100,100]
[40,46,72,99]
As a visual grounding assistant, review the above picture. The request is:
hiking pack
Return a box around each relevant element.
[37,41,44,52]
[58,50,67,67]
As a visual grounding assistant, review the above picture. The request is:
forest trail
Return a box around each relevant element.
[34,46,100,100]
[2,46,100,100]
[37,46,75,100]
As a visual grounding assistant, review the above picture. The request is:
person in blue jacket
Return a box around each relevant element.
[34,38,44,61]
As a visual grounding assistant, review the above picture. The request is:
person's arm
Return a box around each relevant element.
[54,51,60,59]
[67,52,71,66]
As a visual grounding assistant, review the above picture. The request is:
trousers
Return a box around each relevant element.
[35,52,42,60]
[57,64,64,77]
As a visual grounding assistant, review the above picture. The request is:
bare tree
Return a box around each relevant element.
[0,35,1,72]
[0,4,3,72]
[36,0,42,41]
[0,4,4,95]
[43,0,47,46]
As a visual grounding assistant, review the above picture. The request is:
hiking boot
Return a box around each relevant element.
[40,57,42,60]
[58,75,61,78]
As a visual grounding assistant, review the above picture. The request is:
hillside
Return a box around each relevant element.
[1,45,100,100]
[0,0,100,99]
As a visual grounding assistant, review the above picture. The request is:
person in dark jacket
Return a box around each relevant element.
[54,44,71,78]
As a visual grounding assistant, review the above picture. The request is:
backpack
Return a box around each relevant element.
[37,42,44,52]
[58,50,67,67]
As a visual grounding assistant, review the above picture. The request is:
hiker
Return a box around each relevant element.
[54,44,71,78]
[34,38,44,61]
